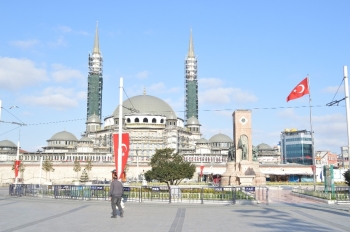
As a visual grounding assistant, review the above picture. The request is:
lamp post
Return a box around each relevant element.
[37,149,43,186]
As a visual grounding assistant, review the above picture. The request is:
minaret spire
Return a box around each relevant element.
[184,28,198,125]
[187,28,195,58]
[87,23,103,123]
[93,22,100,54]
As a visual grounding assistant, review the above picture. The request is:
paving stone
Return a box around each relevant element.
[1,187,350,232]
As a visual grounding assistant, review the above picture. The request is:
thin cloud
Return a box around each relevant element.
[9,39,40,49]
[48,36,66,47]
[199,78,223,89]
[200,87,257,105]
[277,109,346,153]
[56,25,88,36]
[51,64,84,82]
[321,86,344,94]
[0,57,48,90]
[136,70,149,79]
[57,26,72,33]
[147,82,179,94]
[21,87,83,110]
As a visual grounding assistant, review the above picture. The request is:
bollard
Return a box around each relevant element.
[266,188,269,205]
[201,188,204,204]
[169,187,171,204]
[233,187,236,205]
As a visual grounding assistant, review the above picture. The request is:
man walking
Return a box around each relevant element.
[109,170,124,218]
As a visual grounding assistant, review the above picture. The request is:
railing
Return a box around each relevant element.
[9,184,268,204]
[292,186,350,203]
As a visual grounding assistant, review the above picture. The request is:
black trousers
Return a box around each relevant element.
[111,196,123,216]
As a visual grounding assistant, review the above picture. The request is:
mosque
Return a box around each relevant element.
[0,24,286,183]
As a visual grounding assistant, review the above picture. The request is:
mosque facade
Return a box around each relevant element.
[0,25,238,182]
[0,24,293,185]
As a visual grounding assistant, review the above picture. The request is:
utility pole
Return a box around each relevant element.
[343,66,350,171]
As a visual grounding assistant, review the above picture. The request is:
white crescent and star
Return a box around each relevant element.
[121,143,127,156]
[293,84,305,93]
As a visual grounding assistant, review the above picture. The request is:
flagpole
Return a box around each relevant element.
[307,75,316,191]
[118,77,123,179]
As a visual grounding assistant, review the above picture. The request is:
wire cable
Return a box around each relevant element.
[0,104,343,128]
[0,107,25,124]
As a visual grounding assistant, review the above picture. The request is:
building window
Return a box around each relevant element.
[135,118,139,123]
[127,118,131,123]
[143,118,148,123]
[160,119,164,123]
[152,118,156,123]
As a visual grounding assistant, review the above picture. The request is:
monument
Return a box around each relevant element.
[221,110,266,186]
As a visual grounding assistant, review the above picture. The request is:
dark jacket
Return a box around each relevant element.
[109,179,124,197]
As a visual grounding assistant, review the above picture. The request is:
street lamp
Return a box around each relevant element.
[37,149,43,186]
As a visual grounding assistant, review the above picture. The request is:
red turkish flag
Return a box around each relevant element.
[14,160,21,178]
[286,77,309,102]
[200,165,204,177]
[113,133,130,179]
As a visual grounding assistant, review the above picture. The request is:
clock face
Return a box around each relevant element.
[239,116,248,125]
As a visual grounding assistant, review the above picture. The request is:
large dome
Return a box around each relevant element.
[48,131,78,141]
[0,140,17,148]
[113,95,176,119]
[257,143,272,150]
[209,133,232,143]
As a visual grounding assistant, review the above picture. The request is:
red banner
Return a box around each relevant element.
[311,165,316,173]
[113,133,130,179]
[14,160,21,178]
[200,165,204,177]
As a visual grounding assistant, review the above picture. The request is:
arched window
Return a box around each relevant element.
[127,118,131,123]
[152,118,156,123]
[135,118,139,123]
[160,119,164,123]
[143,118,148,123]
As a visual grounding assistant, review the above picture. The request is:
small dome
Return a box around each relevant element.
[113,95,176,119]
[0,140,17,148]
[209,133,232,143]
[257,143,272,150]
[196,138,208,144]
[167,112,177,120]
[80,136,93,143]
[48,131,78,141]
[87,114,101,123]
[187,116,200,125]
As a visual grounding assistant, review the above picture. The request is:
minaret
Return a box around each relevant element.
[184,29,198,124]
[87,22,103,121]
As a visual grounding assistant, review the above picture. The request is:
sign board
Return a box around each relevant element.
[60,185,69,189]
[91,186,104,190]
[214,187,223,191]
[123,187,131,192]
[245,187,255,192]
[152,187,160,191]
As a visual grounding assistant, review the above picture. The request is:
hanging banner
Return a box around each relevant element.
[14,160,21,178]
[200,165,204,177]
[113,133,130,179]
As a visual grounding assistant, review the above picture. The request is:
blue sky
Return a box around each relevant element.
[0,1,349,154]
